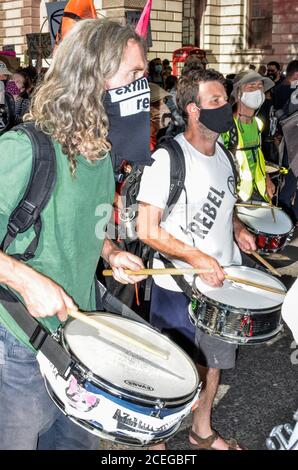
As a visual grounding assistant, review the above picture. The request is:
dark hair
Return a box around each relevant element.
[267,61,281,71]
[15,68,32,90]
[181,60,204,76]
[165,75,178,91]
[286,60,298,77]
[22,66,38,84]
[176,68,225,122]
[148,58,161,77]
[162,59,170,67]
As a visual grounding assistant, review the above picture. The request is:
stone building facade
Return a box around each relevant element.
[0,0,298,74]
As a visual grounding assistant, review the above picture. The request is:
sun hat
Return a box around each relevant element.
[149,82,171,103]
[0,60,12,75]
[231,70,274,100]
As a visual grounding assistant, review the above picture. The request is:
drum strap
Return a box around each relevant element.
[95,279,149,326]
[0,285,73,377]
[159,254,193,298]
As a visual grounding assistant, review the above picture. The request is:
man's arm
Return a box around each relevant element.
[265,173,276,200]
[137,202,225,287]
[0,250,76,321]
[233,212,257,253]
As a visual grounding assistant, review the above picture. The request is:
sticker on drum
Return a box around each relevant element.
[37,314,200,446]
[236,203,293,236]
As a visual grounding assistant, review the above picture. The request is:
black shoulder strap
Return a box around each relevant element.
[0,285,73,377]
[227,120,238,155]
[156,137,186,217]
[0,122,57,261]
[0,92,15,135]
[217,140,240,189]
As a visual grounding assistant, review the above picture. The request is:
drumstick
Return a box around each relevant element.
[269,201,277,223]
[236,203,282,210]
[250,251,281,277]
[68,309,169,360]
[102,268,214,276]
[225,275,286,295]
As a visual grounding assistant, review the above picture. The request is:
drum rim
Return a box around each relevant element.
[236,207,294,237]
[191,266,286,314]
[61,313,199,407]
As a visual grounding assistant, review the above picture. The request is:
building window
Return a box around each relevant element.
[248,0,272,49]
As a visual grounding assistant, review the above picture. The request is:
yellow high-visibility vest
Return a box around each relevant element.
[223,117,269,202]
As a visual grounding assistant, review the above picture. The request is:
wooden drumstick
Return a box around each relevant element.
[102,268,214,276]
[235,203,282,210]
[225,275,286,295]
[269,201,277,223]
[67,309,169,360]
[250,251,281,277]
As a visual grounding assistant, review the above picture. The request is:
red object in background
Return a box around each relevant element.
[172,46,207,77]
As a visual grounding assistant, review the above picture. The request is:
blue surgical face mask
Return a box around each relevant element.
[155,64,162,74]
[104,76,151,169]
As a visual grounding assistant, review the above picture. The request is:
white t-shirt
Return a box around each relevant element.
[137,133,241,291]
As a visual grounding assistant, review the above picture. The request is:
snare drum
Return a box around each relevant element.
[236,203,294,253]
[189,266,286,344]
[37,313,200,446]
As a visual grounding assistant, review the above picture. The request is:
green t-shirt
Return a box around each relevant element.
[0,129,115,350]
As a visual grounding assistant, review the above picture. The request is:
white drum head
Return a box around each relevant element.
[236,204,293,235]
[64,314,198,400]
[194,266,286,309]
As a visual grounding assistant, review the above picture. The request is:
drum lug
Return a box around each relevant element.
[52,326,62,341]
[216,309,227,333]
[82,371,94,382]
[151,399,166,417]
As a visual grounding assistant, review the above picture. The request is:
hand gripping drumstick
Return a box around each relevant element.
[102,268,214,276]
[67,309,169,360]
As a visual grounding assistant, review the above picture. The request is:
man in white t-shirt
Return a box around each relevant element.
[137,68,256,450]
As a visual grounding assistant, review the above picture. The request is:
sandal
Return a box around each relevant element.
[189,429,246,450]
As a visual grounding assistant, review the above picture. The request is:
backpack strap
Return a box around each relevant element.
[149,137,192,297]
[217,141,240,190]
[0,285,73,377]
[0,91,15,135]
[0,122,57,261]
[226,120,238,155]
[156,136,186,216]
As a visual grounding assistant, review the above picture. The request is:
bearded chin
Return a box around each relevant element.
[198,120,219,140]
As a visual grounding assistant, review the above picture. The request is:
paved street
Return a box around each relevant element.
[99,227,298,451]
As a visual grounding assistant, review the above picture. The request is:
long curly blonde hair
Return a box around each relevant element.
[26,19,145,174]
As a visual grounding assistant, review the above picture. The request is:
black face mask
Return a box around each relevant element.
[198,103,234,133]
[104,76,151,169]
